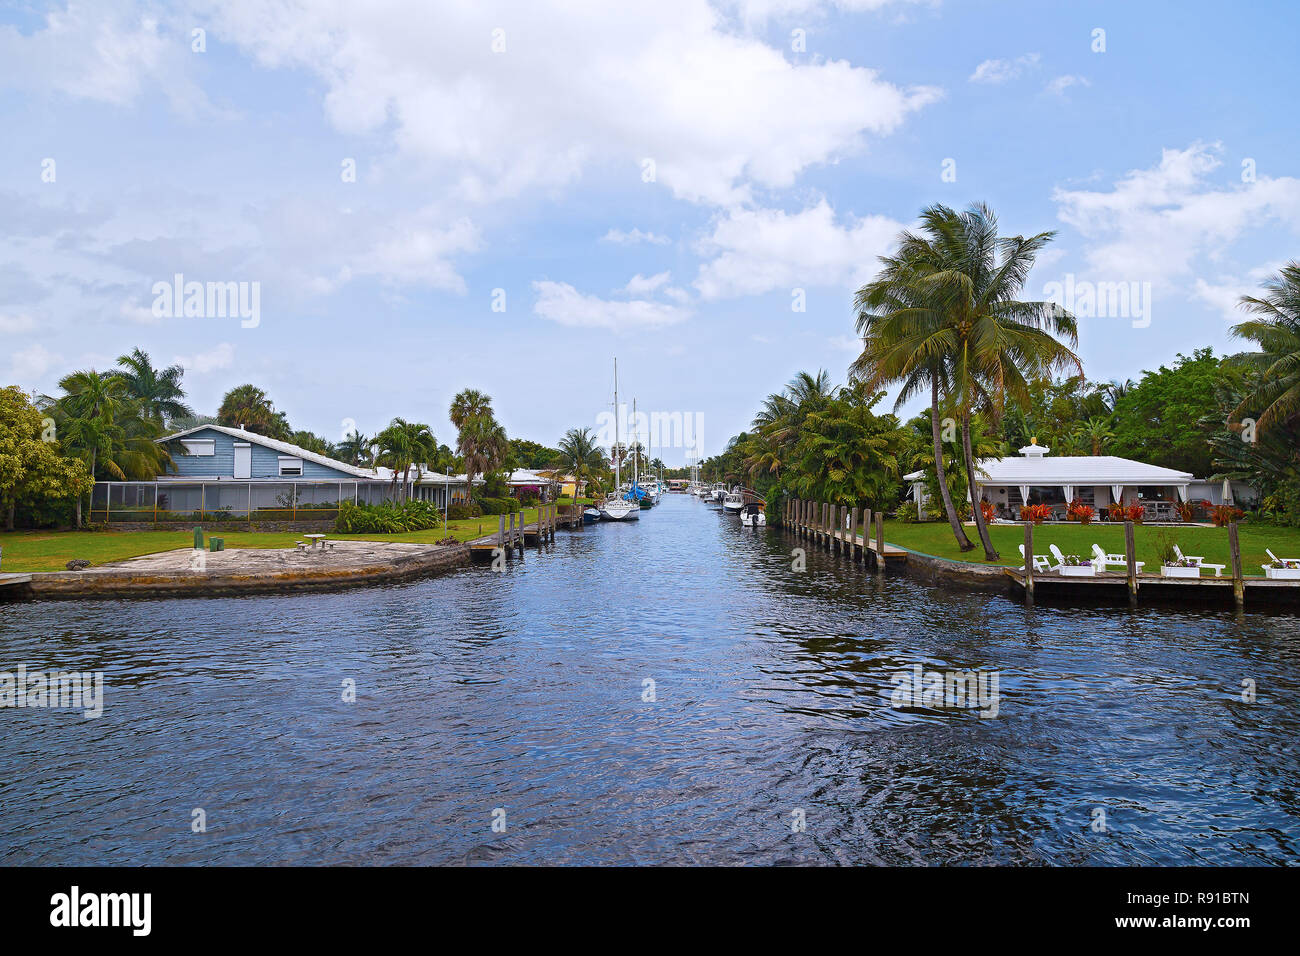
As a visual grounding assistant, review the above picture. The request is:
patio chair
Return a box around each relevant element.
[1266,548,1299,566]
[1173,544,1224,577]
[1018,543,1050,573]
[1090,543,1145,573]
[1048,543,1068,571]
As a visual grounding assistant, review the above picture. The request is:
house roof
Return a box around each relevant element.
[506,469,561,485]
[905,454,1194,486]
[162,424,378,479]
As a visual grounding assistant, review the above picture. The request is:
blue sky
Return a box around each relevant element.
[3,0,1298,464]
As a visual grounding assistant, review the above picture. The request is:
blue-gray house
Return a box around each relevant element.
[88,424,469,523]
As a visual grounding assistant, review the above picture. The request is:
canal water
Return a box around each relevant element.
[3,493,1298,865]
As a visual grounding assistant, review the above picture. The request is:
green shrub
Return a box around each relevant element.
[447,502,481,520]
[335,499,443,534]
[896,501,919,523]
[477,497,520,515]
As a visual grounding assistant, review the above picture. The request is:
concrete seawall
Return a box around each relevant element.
[4,541,471,601]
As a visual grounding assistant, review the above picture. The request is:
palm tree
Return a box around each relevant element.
[217,385,288,438]
[882,203,1080,560]
[557,427,606,498]
[853,245,974,550]
[1073,416,1114,456]
[375,419,436,502]
[44,370,172,526]
[449,389,507,502]
[338,430,374,468]
[1230,260,1300,433]
[115,348,193,426]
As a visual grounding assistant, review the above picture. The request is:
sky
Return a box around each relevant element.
[2,0,1299,465]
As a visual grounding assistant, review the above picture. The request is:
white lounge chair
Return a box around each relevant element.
[1018,543,1050,573]
[1266,548,1299,566]
[1090,543,1145,573]
[1048,544,1069,571]
[1173,544,1224,577]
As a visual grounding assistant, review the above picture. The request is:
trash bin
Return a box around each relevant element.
[210,538,224,552]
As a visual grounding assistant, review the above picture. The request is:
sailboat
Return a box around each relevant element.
[599,358,640,522]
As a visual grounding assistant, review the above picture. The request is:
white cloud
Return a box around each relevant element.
[601,228,671,246]
[1053,142,1300,289]
[6,343,59,386]
[208,0,940,206]
[173,343,236,375]
[350,217,481,292]
[533,281,691,330]
[694,199,903,299]
[0,6,213,115]
[624,271,673,295]
[829,333,863,352]
[1192,262,1287,321]
[1045,74,1090,97]
[969,53,1040,84]
[0,314,36,334]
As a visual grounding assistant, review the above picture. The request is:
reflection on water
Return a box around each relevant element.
[2,494,1298,864]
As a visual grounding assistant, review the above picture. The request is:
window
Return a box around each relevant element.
[278,456,303,477]
[181,439,215,456]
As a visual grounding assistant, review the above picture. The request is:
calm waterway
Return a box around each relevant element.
[2,493,1298,865]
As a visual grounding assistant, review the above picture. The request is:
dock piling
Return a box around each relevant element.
[1023,521,1034,605]
[1229,521,1244,609]
[1124,520,1138,606]
[874,512,885,574]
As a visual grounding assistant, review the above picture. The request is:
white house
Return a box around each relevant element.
[904,440,1198,521]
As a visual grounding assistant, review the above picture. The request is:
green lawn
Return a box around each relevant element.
[0,504,574,572]
[882,519,1299,577]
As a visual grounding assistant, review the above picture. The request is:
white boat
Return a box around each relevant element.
[722,490,744,514]
[600,496,640,521]
[601,358,640,522]
[739,502,766,526]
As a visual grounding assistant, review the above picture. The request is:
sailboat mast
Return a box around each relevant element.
[632,398,638,486]
[613,357,620,489]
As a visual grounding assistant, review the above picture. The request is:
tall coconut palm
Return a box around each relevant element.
[1230,260,1300,433]
[879,203,1081,560]
[557,427,606,498]
[853,246,974,550]
[450,389,506,502]
[115,348,193,426]
[1073,416,1115,456]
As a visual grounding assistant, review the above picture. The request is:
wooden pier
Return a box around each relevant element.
[0,572,33,590]
[467,504,583,559]
[783,498,907,571]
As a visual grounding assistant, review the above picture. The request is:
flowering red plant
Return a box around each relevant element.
[1019,503,1053,524]
[1066,499,1095,524]
[1124,504,1146,523]
[1210,504,1245,527]
[980,500,997,523]
[1106,502,1125,522]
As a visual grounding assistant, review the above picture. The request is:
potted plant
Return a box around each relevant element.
[1161,556,1201,578]
[1066,499,1095,524]
[1265,558,1300,580]
[1058,554,1097,576]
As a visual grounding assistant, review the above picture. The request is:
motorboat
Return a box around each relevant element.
[739,502,766,526]
[583,507,602,524]
[722,490,744,514]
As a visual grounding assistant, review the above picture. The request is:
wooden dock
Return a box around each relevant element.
[0,572,33,590]
[783,498,906,570]
[467,504,581,559]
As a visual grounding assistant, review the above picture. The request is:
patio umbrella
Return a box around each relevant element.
[1222,477,1234,505]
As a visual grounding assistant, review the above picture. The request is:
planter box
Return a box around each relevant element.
[1058,564,1096,577]
[1264,566,1300,580]
[1161,565,1201,578]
